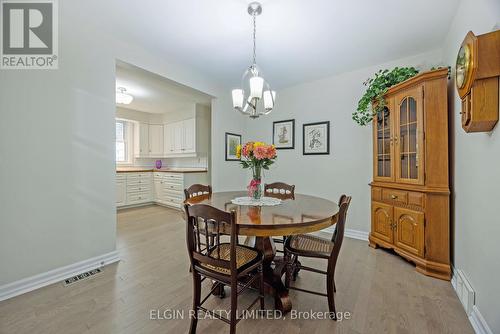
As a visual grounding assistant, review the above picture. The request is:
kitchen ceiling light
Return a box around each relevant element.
[116,87,134,105]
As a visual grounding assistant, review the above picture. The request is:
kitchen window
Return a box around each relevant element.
[116,120,131,163]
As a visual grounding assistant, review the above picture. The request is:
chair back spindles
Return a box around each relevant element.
[185,204,237,273]
[184,184,212,200]
[264,182,295,199]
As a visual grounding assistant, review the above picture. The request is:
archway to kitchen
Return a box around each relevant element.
[113,59,214,242]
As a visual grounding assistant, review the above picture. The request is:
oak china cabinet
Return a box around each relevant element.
[369,68,450,280]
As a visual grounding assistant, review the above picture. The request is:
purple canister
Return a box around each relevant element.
[155,160,162,169]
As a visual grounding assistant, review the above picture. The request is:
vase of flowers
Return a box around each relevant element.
[237,141,277,200]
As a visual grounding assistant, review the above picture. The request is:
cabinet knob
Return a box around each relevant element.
[391,194,398,199]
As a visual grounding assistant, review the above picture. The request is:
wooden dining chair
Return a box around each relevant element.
[185,184,216,275]
[184,184,215,246]
[184,184,212,200]
[287,194,346,280]
[284,195,351,320]
[264,182,295,252]
[264,182,295,200]
[185,204,265,334]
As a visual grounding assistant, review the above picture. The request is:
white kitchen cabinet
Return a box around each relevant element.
[173,121,183,152]
[156,172,208,209]
[116,175,127,206]
[183,118,196,153]
[134,123,149,158]
[135,123,165,158]
[163,118,200,156]
[148,124,164,157]
[117,171,208,209]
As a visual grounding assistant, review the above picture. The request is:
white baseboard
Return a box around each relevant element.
[451,266,493,334]
[0,251,120,302]
[316,227,369,241]
[469,305,494,334]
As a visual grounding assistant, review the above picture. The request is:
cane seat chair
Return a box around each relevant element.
[184,184,217,248]
[284,195,351,320]
[184,184,212,200]
[185,204,265,334]
[264,182,295,251]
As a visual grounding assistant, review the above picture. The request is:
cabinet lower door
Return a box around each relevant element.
[394,207,424,257]
[116,181,126,207]
[371,202,394,244]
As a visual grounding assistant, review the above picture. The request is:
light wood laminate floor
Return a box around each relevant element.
[0,205,473,334]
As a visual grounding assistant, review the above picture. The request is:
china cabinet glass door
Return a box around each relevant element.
[395,87,424,184]
[373,98,394,181]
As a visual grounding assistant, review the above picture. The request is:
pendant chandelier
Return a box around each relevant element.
[232,2,275,119]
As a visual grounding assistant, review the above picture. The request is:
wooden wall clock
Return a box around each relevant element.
[456,30,500,133]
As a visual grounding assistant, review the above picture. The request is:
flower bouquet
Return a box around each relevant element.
[237,141,277,199]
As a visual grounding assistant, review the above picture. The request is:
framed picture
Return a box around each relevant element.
[225,132,242,161]
[303,121,330,155]
[273,119,295,149]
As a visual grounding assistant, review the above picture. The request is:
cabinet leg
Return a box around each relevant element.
[369,240,378,249]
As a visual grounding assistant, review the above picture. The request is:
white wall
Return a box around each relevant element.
[443,0,500,332]
[0,0,233,287]
[211,94,249,191]
[245,49,443,232]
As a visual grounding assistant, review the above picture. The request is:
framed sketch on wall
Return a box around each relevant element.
[225,132,242,161]
[273,119,295,149]
[303,121,330,155]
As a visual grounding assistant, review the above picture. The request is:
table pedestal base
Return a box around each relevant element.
[244,236,292,313]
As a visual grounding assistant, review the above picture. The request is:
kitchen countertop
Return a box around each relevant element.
[116,167,208,173]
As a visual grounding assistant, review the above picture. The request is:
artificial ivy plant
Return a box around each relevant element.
[353,67,419,126]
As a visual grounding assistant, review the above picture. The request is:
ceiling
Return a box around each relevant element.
[115,61,212,114]
[106,0,460,89]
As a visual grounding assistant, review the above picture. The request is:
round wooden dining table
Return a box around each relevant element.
[185,191,340,313]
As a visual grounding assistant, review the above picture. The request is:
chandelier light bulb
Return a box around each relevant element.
[232,89,244,108]
[249,76,264,99]
[263,90,276,110]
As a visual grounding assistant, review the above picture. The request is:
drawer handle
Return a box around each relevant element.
[391,194,398,199]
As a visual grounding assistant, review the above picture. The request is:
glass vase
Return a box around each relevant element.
[249,165,263,200]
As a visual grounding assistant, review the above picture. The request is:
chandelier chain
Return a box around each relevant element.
[252,13,256,65]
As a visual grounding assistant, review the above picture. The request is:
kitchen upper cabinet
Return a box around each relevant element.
[183,118,196,153]
[135,123,164,158]
[135,122,150,158]
[163,118,198,156]
[148,124,164,157]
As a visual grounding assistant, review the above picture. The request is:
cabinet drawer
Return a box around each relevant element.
[127,185,151,193]
[127,178,151,185]
[162,173,183,182]
[164,189,183,199]
[127,192,151,203]
[153,172,163,179]
[371,187,382,201]
[163,182,182,191]
[382,189,408,204]
[164,196,183,208]
[127,173,152,180]
[116,174,126,181]
[408,191,424,208]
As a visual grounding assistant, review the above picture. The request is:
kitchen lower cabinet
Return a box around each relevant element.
[117,171,208,209]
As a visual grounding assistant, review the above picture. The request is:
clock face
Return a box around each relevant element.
[456,44,471,89]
